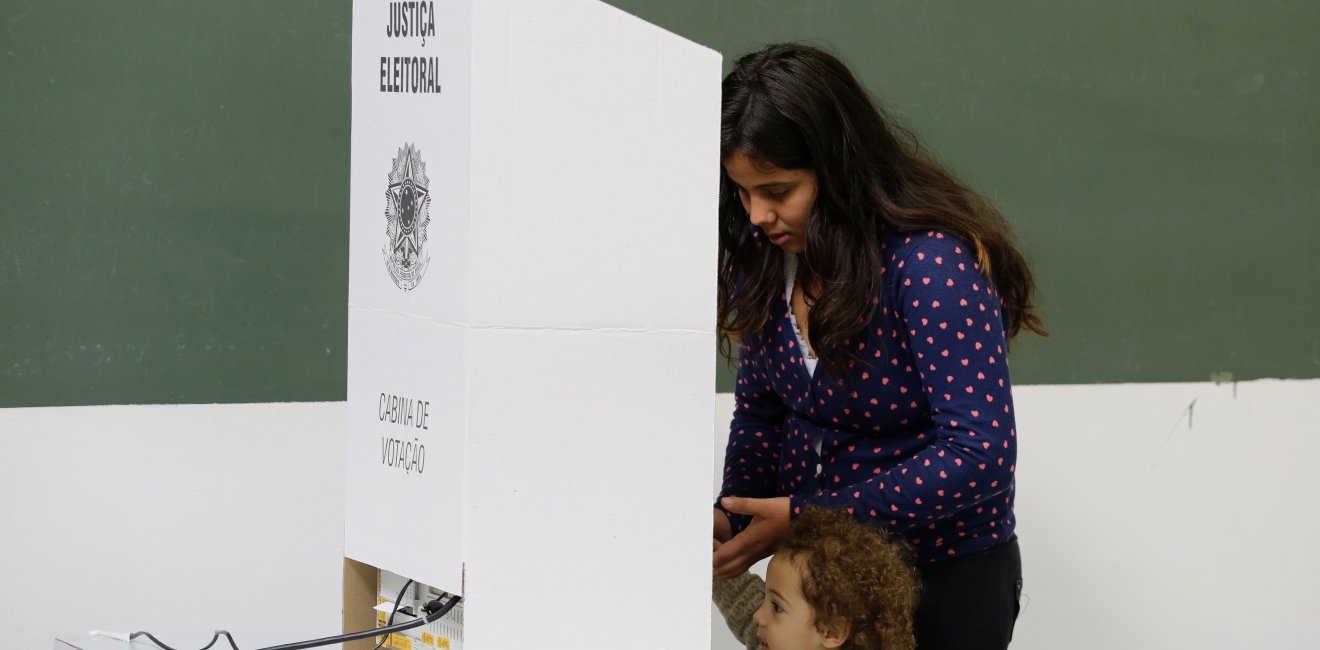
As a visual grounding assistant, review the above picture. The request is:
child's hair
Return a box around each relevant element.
[778,508,919,650]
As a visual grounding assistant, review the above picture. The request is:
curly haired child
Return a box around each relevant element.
[714,507,919,650]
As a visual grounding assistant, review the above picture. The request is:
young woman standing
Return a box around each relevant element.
[712,43,1046,650]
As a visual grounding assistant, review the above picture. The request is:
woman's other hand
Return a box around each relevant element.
[712,496,790,580]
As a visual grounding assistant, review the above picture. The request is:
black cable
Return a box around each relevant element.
[255,594,461,650]
[126,587,462,650]
[130,631,240,650]
[370,579,414,650]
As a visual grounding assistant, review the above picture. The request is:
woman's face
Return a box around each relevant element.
[723,151,818,254]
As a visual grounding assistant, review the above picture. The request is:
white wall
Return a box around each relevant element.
[4,379,1317,650]
[0,403,346,650]
[1011,380,1320,649]
[710,379,1320,650]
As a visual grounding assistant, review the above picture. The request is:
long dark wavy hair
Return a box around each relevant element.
[718,43,1045,374]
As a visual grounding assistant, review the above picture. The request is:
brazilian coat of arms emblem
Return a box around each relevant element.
[383,143,431,290]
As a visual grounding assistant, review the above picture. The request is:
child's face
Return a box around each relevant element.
[752,553,842,650]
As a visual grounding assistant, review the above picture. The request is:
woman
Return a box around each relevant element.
[711,43,1045,650]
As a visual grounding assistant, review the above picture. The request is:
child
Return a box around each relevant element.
[714,507,918,650]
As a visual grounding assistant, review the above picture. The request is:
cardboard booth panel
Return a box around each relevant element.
[349,0,473,322]
[461,326,714,648]
[346,308,467,592]
[466,0,721,332]
[351,0,720,333]
[461,328,715,511]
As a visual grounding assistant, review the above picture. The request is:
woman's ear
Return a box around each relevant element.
[818,616,850,649]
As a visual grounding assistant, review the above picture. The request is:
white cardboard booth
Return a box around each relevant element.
[346,1,720,647]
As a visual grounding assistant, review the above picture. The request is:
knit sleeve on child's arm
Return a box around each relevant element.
[792,232,1017,531]
[718,334,788,535]
[712,572,765,650]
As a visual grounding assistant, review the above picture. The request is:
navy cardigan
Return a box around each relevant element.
[720,229,1018,563]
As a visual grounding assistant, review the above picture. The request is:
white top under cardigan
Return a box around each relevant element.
[784,253,824,459]
[783,253,818,377]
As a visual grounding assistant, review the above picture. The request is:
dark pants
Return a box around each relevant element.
[914,537,1022,650]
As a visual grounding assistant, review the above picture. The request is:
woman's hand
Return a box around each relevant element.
[712,496,791,580]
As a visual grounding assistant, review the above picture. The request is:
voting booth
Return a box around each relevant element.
[346,0,720,646]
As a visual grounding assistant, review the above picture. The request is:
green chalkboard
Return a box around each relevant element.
[600,0,1320,391]
[2,1,1317,407]
[1,1,352,406]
